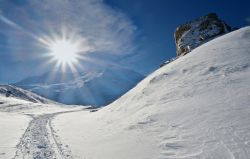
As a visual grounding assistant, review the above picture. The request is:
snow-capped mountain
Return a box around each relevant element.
[53,27,250,158]
[15,65,143,106]
[175,13,233,56]
[0,85,56,104]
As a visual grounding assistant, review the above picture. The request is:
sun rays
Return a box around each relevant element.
[38,30,94,74]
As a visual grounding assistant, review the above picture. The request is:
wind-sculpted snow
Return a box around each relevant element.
[53,27,250,159]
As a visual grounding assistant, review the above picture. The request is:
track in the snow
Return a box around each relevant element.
[13,110,83,159]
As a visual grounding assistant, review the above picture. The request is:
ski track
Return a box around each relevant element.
[13,110,83,159]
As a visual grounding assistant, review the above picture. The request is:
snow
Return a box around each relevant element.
[52,27,250,159]
[0,95,84,159]
[0,26,250,159]
[0,85,56,104]
[175,13,231,56]
[0,112,30,158]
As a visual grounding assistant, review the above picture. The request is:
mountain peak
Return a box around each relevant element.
[15,66,143,106]
[174,13,233,56]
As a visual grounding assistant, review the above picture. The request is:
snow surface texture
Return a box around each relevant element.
[53,27,250,159]
[0,85,56,104]
[15,65,143,106]
[175,13,232,56]
[0,112,30,158]
[0,95,85,159]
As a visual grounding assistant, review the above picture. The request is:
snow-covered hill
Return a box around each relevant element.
[15,65,143,106]
[53,27,250,158]
[0,85,56,104]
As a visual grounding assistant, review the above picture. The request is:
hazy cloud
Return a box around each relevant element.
[0,0,137,58]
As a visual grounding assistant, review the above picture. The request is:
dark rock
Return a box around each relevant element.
[174,13,233,56]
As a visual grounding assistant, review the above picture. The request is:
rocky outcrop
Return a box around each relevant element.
[174,13,232,56]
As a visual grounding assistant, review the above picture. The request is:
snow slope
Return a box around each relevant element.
[0,85,56,104]
[53,27,250,159]
[15,65,143,106]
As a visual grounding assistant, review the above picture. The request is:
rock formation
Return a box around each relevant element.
[174,13,232,56]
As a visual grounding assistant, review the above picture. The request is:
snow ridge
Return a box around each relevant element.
[0,85,56,104]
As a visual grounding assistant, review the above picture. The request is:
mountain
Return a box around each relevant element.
[0,85,56,104]
[53,27,250,158]
[175,13,233,56]
[15,65,144,106]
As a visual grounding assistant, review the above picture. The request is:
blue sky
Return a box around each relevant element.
[105,0,250,73]
[0,0,249,83]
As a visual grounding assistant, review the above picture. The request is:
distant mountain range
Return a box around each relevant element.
[0,84,56,104]
[15,65,143,106]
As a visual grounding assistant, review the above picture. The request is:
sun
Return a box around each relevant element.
[49,39,80,64]
[39,31,93,72]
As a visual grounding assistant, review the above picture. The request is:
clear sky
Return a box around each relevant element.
[0,0,249,83]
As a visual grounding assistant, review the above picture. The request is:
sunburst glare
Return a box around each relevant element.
[39,31,93,73]
[49,39,79,64]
